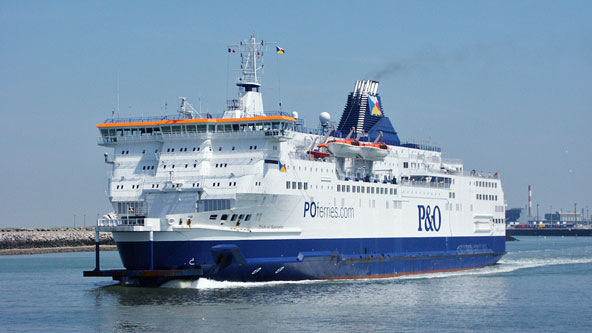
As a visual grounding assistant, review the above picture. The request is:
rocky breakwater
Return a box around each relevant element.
[0,227,116,255]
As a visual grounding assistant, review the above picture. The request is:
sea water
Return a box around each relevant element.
[1,237,591,332]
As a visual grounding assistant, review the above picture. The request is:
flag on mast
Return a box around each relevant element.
[276,46,286,54]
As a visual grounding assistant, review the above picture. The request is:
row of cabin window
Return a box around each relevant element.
[209,213,252,226]
[444,203,463,211]
[124,149,157,155]
[285,181,309,190]
[402,162,427,169]
[120,144,254,156]
[165,146,242,153]
[295,165,333,173]
[211,182,239,187]
[337,184,397,195]
[477,194,498,201]
[476,181,497,188]
[102,127,160,137]
[493,218,505,224]
[165,146,256,153]
[115,184,140,190]
[162,164,198,169]
[161,122,292,134]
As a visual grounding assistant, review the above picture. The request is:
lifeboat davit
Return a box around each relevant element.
[308,143,331,159]
[327,139,361,158]
[359,142,389,161]
[308,150,331,159]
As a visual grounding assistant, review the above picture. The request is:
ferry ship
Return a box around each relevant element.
[86,37,506,286]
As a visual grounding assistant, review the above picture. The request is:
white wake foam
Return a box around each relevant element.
[160,257,592,289]
[160,278,320,290]
[391,257,592,280]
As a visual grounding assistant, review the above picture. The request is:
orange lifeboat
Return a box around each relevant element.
[327,139,362,158]
[359,142,389,161]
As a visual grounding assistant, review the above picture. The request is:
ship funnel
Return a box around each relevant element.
[336,80,400,145]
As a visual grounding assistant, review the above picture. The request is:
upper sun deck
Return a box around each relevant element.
[97,111,296,128]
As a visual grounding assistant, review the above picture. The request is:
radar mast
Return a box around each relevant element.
[224,36,277,118]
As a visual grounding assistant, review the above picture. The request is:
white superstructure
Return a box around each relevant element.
[92,36,506,284]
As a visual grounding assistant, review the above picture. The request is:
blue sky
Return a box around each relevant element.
[1,0,591,227]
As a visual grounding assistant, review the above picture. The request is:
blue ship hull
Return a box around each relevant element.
[115,236,506,283]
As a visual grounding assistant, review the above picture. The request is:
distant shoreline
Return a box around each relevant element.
[0,227,115,256]
[0,245,117,256]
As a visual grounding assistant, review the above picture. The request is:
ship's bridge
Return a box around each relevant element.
[97,112,297,145]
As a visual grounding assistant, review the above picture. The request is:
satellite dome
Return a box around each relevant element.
[319,112,331,123]
[292,111,299,119]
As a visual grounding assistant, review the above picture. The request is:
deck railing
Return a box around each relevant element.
[399,179,452,189]
[97,217,145,227]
